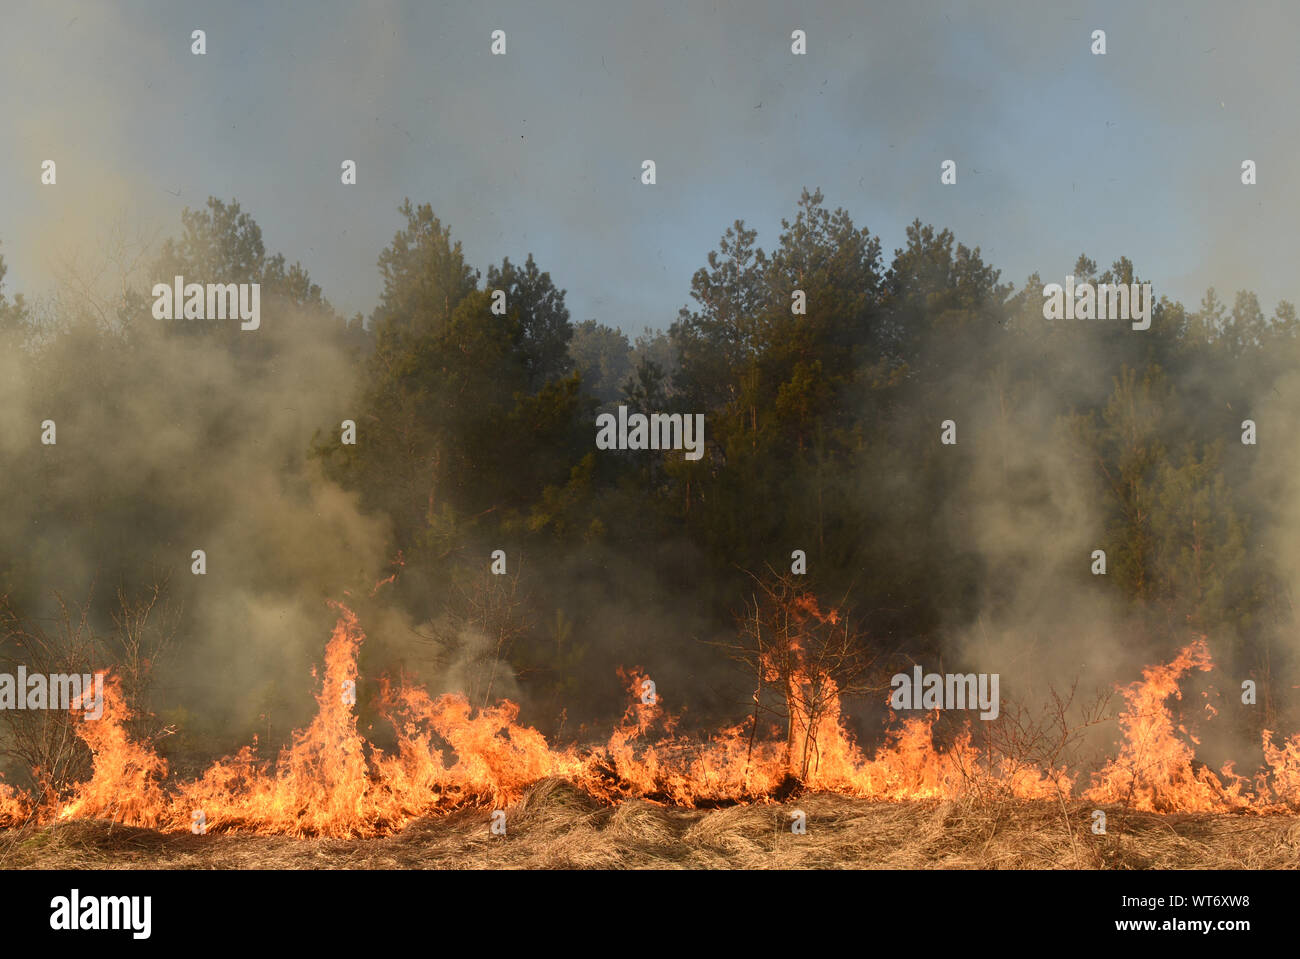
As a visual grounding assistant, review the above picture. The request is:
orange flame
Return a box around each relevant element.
[1081,637,1253,812]
[2,608,1297,836]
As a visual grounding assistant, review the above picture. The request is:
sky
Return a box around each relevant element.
[2,0,1298,331]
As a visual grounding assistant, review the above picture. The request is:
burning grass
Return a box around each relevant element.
[4,597,1300,854]
[1,779,1297,869]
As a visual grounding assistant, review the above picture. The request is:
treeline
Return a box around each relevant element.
[1,188,1297,750]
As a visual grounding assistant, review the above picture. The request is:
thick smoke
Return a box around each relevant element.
[0,262,392,749]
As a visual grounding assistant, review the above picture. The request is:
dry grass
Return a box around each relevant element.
[1,777,1297,869]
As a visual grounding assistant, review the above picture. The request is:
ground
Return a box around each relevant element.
[1,778,1297,869]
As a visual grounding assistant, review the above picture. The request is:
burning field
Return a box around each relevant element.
[6,782,1300,870]
[1,596,1298,869]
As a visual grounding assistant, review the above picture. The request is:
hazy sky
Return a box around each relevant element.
[3,0,1298,330]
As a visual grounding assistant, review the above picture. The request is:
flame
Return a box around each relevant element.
[369,550,405,597]
[0,777,27,828]
[1081,637,1252,812]
[791,593,839,625]
[2,604,1298,837]
[56,673,170,828]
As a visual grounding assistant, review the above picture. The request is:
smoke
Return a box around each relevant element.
[1251,341,1300,669]
[7,2,1300,332]
[0,271,393,742]
[935,321,1138,749]
[3,0,1299,788]
[901,280,1300,769]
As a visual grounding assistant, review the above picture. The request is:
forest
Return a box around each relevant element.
[1,186,1297,795]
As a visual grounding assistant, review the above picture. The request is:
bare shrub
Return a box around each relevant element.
[719,567,883,784]
[0,579,177,801]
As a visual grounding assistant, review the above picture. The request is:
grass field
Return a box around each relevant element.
[2,777,1296,869]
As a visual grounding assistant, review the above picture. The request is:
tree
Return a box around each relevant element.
[152,197,328,318]
[318,203,590,609]
[569,319,632,404]
[0,246,29,342]
[486,254,574,391]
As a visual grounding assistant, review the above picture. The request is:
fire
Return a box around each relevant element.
[0,779,27,829]
[1080,638,1246,812]
[791,593,839,625]
[1075,636,1300,813]
[369,550,405,597]
[56,673,170,829]
[168,602,376,836]
[2,600,1298,837]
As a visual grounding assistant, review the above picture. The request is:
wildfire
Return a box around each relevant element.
[0,779,27,829]
[1082,638,1250,813]
[2,601,1298,837]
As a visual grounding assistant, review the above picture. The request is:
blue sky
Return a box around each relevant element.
[3,0,1298,330]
